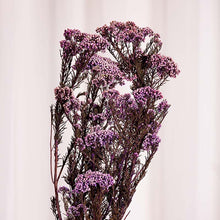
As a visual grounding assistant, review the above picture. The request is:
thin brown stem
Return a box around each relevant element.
[123,210,131,220]
[50,107,54,183]
[54,140,62,220]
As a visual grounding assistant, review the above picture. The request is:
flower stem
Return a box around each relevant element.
[54,140,62,220]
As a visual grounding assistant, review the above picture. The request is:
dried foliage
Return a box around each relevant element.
[50,21,180,220]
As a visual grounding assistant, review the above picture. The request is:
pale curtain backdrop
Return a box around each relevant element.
[0,0,219,219]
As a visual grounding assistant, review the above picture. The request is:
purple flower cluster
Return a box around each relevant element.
[103,89,120,99]
[63,97,81,114]
[54,86,81,114]
[133,86,163,105]
[142,133,161,151]
[85,129,118,148]
[74,170,115,194]
[64,29,108,51]
[115,93,138,116]
[88,54,125,88]
[96,21,163,61]
[67,204,87,217]
[104,90,138,120]
[60,40,76,58]
[157,100,170,113]
[97,21,155,44]
[89,112,106,124]
[151,54,180,78]
[54,86,73,101]
[60,29,108,59]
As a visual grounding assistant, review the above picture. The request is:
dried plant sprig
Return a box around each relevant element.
[50,21,180,220]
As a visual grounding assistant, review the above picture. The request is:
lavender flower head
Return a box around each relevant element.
[54,86,73,101]
[54,86,81,114]
[142,133,161,151]
[88,54,125,88]
[151,54,180,78]
[97,21,157,45]
[133,86,163,105]
[60,29,108,59]
[73,170,115,194]
[157,100,171,113]
[85,129,118,148]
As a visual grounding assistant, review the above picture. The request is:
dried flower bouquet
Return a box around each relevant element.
[50,21,180,220]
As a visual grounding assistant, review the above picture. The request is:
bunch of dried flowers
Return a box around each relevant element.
[50,21,180,220]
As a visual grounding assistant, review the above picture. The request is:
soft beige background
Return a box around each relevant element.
[0,0,220,219]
